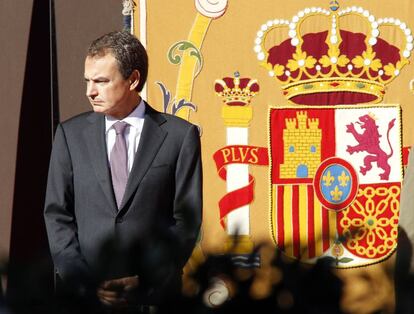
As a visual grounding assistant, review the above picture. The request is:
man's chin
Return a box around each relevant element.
[92,105,107,114]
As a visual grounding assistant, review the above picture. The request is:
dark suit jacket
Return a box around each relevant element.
[44,104,202,301]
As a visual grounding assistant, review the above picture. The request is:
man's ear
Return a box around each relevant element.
[129,70,140,91]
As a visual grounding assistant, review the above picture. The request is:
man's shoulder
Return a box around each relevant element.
[60,111,98,129]
[154,112,199,142]
[146,105,195,130]
[161,112,195,128]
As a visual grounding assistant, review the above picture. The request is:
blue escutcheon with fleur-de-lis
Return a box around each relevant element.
[320,164,352,203]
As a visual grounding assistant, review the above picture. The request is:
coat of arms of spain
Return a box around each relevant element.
[213,2,411,268]
[259,2,411,267]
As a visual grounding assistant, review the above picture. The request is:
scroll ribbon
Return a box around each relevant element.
[213,145,269,228]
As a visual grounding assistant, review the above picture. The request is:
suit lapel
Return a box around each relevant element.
[83,113,118,211]
[120,105,167,210]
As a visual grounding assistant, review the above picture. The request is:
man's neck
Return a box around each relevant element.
[108,96,142,120]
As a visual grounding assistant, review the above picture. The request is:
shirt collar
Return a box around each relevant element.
[105,99,146,132]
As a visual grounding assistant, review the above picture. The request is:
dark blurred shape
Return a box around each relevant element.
[6,0,58,312]
[94,226,184,306]
[163,238,344,314]
[8,227,414,313]
[0,259,6,305]
[395,227,414,314]
[49,225,187,313]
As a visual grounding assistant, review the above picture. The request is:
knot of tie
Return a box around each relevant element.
[113,121,128,135]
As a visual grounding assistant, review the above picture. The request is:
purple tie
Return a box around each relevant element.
[110,121,129,208]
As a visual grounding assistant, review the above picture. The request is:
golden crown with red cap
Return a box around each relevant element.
[254,2,413,105]
[215,72,260,106]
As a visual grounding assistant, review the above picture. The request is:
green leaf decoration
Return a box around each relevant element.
[338,257,353,263]
[167,41,203,76]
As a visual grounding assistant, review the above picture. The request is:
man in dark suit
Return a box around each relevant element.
[44,31,202,310]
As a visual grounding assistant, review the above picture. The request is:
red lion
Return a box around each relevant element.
[346,114,395,180]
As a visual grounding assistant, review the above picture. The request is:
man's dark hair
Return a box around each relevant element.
[87,31,148,92]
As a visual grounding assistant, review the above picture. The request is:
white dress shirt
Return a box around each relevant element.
[105,100,145,173]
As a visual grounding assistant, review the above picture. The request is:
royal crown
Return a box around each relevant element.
[254,3,413,105]
[215,72,260,106]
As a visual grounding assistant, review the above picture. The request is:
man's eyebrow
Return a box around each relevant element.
[84,76,109,81]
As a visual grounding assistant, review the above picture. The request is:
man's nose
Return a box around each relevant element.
[86,82,98,98]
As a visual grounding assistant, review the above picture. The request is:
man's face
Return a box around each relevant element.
[84,53,135,118]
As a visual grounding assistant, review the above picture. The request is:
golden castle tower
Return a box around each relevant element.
[280,111,321,178]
